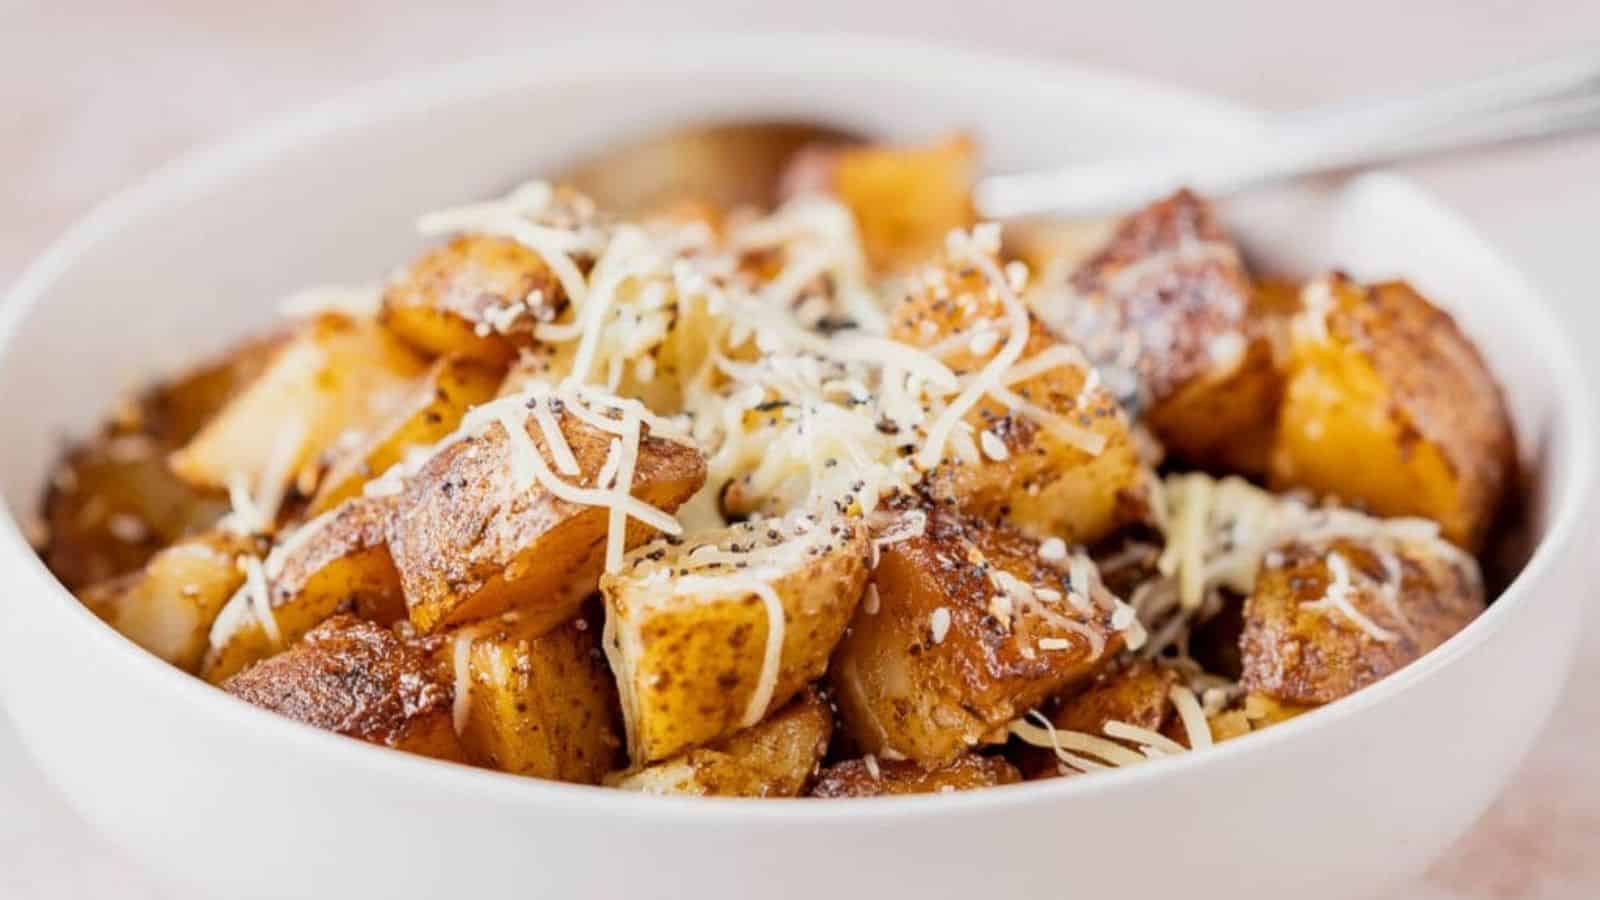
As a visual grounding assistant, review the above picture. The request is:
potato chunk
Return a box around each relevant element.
[221,615,464,761]
[1035,190,1282,474]
[608,691,831,797]
[830,508,1123,765]
[311,355,503,513]
[1240,524,1485,706]
[1012,661,1181,779]
[603,515,869,764]
[202,496,405,683]
[822,134,977,273]
[891,255,1151,544]
[170,314,429,501]
[78,530,264,673]
[381,235,567,363]
[810,753,1021,798]
[438,612,619,784]
[1269,275,1514,550]
[389,400,706,634]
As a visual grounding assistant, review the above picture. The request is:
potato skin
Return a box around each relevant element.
[202,496,406,684]
[1269,275,1514,550]
[436,612,620,784]
[1044,190,1282,474]
[609,691,831,797]
[604,518,869,764]
[311,355,503,513]
[830,508,1122,766]
[381,235,566,363]
[1012,660,1180,779]
[221,615,465,762]
[389,409,706,635]
[1240,533,1484,706]
[78,529,264,673]
[891,259,1151,544]
[810,753,1021,798]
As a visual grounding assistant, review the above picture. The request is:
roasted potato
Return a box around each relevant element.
[434,610,619,783]
[389,401,706,634]
[608,690,831,797]
[830,508,1123,766]
[311,355,503,513]
[202,496,406,683]
[170,314,429,502]
[810,753,1021,798]
[1012,660,1181,779]
[821,134,977,273]
[381,235,567,363]
[139,329,293,445]
[603,515,869,763]
[77,529,264,673]
[1269,275,1514,550]
[221,615,465,761]
[891,254,1151,544]
[1240,524,1485,705]
[1033,190,1284,475]
[1207,692,1313,743]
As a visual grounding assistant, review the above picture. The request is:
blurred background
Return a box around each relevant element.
[2,2,1597,898]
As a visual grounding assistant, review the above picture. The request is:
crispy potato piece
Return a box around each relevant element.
[381,235,567,363]
[79,530,265,673]
[435,611,620,784]
[810,753,1021,798]
[311,355,503,513]
[202,496,405,684]
[891,256,1151,544]
[1209,692,1314,743]
[1012,661,1181,779]
[221,615,465,761]
[608,690,831,797]
[1241,528,1485,705]
[603,515,869,764]
[170,314,429,499]
[816,134,977,273]
[1269,275,1514,550]
[390,405,706,634]
[830,508,1123,765]
[1035,190,1282,475]
[141,329,293,445]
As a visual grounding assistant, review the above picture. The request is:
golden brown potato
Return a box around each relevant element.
[1269,275,1514,550]
[77,529,264,673]
[1240,524,1485,706]
[434,611,619,783]
[389,401,706,635]
[891,255,1151,544]
[170,314,429,502]
[810,753,1021,798]
[310,355,503,513]
[202,496,406,684]
[139,329,293,445]
[1034,190,1283,475]
[822,134,977,274]
[603,515,869,764]
[221,615,465,761]
[1012,661,1181,779]
[830,508,1124,766]
[608,690,831,797]
[381,235,567,363]
[1207,692,1314,743]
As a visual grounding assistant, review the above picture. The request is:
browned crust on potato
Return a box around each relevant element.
[1013,660,1180,779]
[222,615,464,761]
[810,753,1021,798]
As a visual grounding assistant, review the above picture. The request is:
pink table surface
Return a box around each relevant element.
[3,3,1598,898]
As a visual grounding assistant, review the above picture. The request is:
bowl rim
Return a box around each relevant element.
[1,31,1593,823]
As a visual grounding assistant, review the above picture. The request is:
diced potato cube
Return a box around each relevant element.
[603,515,869,764]
[1269,275,1515,550]
[78,529,263,673]
[311,355,503,513]
[381,235,566,363]
[202,496,405,683]
[817,134,977,273]
[830,508,1123,765]
[438,611,620,784]
[1012,661,1180,779]
[608,690,831,797]
[810,753,1020,798]
[390,404,705,634]
[222,616,465,761]
[170,315,429,502]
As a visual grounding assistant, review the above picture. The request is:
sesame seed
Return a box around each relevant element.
[1038,537,1068,562]
[929,606,951,644]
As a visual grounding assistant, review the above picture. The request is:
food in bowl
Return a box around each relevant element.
[32,133,1515,798]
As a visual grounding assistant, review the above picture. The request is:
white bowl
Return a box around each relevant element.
[0,34,1591,900]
